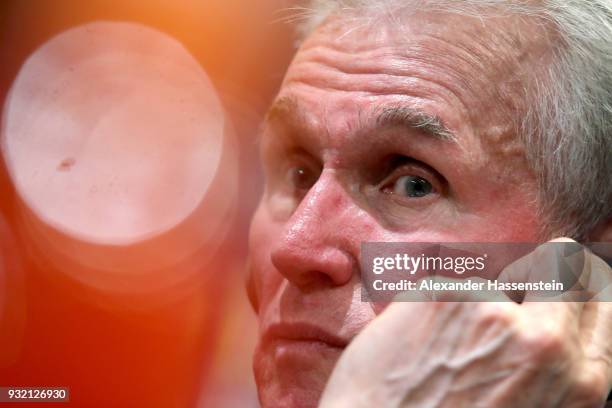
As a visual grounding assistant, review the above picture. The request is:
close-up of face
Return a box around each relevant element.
[0,1,610,407]
[248,8,560,408]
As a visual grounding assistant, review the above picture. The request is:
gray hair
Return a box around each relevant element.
[292,0,612,241]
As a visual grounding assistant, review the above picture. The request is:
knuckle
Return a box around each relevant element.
[571,369,609,406]
[477,303,515,328]
[518,324,567,362]
[472,303,518,340]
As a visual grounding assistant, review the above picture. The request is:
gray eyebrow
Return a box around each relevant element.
[375,106,457,142]
[265,96,301,125]
[263,97,457,144]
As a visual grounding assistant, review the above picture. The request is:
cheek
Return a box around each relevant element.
[247,204,285,312]
[413,210,541,243]
[464,198,542,242]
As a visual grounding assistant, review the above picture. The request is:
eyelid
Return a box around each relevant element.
[284,150,322,173]
[379,158,446,195]
[278,151,322,194]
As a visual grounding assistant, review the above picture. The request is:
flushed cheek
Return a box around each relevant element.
[247,205,287,312]
[458,195,541,241]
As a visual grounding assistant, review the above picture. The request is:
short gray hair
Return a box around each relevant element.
[293,0,612,241]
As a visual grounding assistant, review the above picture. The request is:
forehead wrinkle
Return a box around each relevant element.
[285,39,481,137]
[298,10,553,133]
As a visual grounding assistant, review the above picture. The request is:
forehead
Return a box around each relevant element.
[270,9,552,158]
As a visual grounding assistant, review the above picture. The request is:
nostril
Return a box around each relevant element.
[306,271,336,288]
[289,271,337,291]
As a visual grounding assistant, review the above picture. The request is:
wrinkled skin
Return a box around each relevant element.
[247,9,610,408]
[319,246,612,407]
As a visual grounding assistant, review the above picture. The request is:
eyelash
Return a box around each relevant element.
[379,157,444,198]
[275,154,444,204]
[282,155,321,196]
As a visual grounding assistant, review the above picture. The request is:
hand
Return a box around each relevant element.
[320,239,612,408]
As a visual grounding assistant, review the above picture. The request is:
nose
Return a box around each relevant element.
[270,171,359,288]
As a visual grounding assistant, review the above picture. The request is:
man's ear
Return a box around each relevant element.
[588,217,612,242]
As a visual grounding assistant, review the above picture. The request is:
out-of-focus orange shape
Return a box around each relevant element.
[2,21,238,294]
[0,21,240,407]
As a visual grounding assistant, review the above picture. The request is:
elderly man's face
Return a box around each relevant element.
[248,10,550,407]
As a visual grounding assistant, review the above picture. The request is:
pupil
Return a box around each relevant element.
[401,176,432,197]
[291,167,312,190]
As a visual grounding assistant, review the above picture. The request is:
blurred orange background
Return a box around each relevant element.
[0,0,299,406]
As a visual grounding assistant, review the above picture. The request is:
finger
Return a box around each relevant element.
[577,254,612,391]
[519,243,612,395]
[498,238,593,306]
[578,247,612,302]
[496,239,593,344]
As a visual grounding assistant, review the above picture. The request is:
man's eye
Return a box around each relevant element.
[286,165,318,192]
[392,175,433,198]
